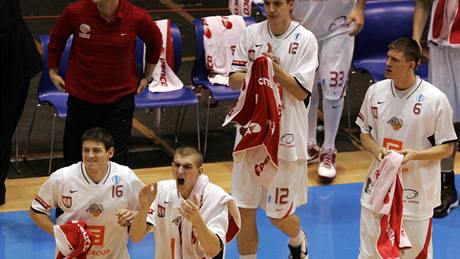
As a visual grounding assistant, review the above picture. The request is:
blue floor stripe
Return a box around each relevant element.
[2,177,459,258]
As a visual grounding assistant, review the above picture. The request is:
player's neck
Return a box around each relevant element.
[393,73,417,91]
[86,164,109,184]
[269,18,292,36]
[96,0,119,22]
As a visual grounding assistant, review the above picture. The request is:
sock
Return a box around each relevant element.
[441,171,456,189]
[240,255,257,259]
[307,78,320,143]
[288,230,304,247]
[322,98,344,147]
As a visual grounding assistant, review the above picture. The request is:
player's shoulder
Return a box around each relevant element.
[108,161,140,182]
[369,79,392,92]
[157,179,177,191]
[205,181,228,197]
[420,79,446,97]
[47,162,81,183]
[292,21,316,41]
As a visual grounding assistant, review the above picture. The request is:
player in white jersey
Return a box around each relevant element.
[291,0,366,182]
[413,0,460,218]
[356,38,457,258]
[130,146,240,259]
[30,127,144,259]
[229,0,318,258]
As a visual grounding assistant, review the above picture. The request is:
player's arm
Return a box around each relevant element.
[229,71,246,90]
[360,132,388,161]
[399,142,455,165]
[412,0,430,46]
[272,61,309,100]
[130,183,157,243]
[29,210,55,236]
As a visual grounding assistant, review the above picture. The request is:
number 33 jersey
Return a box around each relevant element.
[356,77,457,220]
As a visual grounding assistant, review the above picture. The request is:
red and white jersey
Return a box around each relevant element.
[356,77,457,220]
[231,20,318,161]
[429,0,460,47]
[147,175,240,259]
[31,162,144,259]
[291,0,356,41]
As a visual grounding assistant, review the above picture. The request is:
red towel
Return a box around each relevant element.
[223,56,282,186]
[53,220,95,259]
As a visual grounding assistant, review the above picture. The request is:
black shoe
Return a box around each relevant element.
[288,230,308,259]
[433,186,458,218]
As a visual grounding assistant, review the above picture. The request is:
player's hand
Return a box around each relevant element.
[136,78,148,94]
[49,69,66,92]
[414,40,430,63]
[178,194,202,226]
[115,209,137,227]
[398,149,417,165]
[139,183,157,209]
[346,8,365,36]
[262,43,280,65]
[376,147,389,162]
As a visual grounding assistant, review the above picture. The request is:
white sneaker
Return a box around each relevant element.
[307,141,320,164]
[288,229,308,259]
[317,145,337,182]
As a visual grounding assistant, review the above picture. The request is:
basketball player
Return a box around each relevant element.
[130,146,240,258]
[228,0,318,258]
[29,127,144,259]
[292,0,367,182]
[413,0,459,218]
[356,38,456,258]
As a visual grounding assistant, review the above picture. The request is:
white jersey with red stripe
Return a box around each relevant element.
[291,0,356,41]
[31,162,144,259]
[429,0,460,47]
[147,175,238,259]
[231,20,318,161]
[355,77,457,220]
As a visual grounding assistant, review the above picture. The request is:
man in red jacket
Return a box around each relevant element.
[48,0,162,166]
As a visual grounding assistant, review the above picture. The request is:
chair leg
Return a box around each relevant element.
[195,103,201,152]
[204,96,212,157]
[22,104,40,160]
[346,71,355,131]
[173,106,187,144]
[48,113,57,175]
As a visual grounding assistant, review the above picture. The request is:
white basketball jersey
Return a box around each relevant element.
[231,20,318,161]
[356,77,457,220]
[147,176,232,259]
[31,162,144,259]
[291,0,356,41]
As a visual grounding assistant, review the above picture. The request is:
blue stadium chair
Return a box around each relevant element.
[353,0,428,82]
[135,22,200,150]
[191,16,255,155]
[23,34,71,174]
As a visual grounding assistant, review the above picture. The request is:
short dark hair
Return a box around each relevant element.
[81,127,114,151]
[174,146,203,167]
[388,37,421,65]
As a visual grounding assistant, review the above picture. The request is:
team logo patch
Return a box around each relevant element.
[157,205,165,218]
[112,175,121,185]
[387,116,403,131]
[62,195,72,208]
[86,203,104,218]
[404,189,419,200]
[415,94,425,102]
[371,106,378,119]
[294,33,300,40]
[79,24,91,39]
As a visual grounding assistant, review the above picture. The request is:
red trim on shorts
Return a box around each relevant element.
[415,218,433,259]
[282,202,294,219]
[432,0,446,39]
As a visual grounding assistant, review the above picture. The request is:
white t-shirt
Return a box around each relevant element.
[291,0,356,41]
[147,175,237,259]
[31,162,144,259]
[356,77,457,220]
[231,20,318,161]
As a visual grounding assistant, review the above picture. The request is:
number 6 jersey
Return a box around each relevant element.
[356,77,457,220]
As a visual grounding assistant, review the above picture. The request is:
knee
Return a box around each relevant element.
[268,216,285,229]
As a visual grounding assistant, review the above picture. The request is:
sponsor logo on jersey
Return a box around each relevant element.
[328,16,347,31]
[87,225,105,246]
[112,175,121,185]
[86,203,104,218]
[157,204,166,218]
[371,106,378,119]
[387,117,403,131]
[79,24,91,39]
[280,133,295,147]
[62,195,72,208]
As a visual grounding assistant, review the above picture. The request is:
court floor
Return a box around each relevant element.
[1,177,459,259]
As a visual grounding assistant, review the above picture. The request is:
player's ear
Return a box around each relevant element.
[108,147,115,159]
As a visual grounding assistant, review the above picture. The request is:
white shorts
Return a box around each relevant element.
[317,33,355,101]
[429,44,460,122]
[359,207,433,259]
[231,159,308,219]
